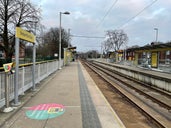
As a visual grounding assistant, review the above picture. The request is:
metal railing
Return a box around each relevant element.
[0,59,63,108]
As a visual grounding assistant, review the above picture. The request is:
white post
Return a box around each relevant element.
[3,73,13,112]
[38,63,40,83]
[21,66,25,95]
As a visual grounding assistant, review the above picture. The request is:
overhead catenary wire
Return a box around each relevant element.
[81,0,118,36]
[71,35,105,39]
[96,0,118,28]
[70,1,158,40]
[118,0,158,29]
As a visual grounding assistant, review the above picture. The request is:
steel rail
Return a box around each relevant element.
[82,60,171,128]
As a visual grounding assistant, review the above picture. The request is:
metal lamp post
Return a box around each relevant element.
[154,28,159,68]
[59,11,70,69]
[68,28,71,48]
[154,28,158,43]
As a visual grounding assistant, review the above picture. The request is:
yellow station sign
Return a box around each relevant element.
[16,27,35,43]
[151,52,158,68]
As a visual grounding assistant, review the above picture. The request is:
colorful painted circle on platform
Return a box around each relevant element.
[26,103,65,120]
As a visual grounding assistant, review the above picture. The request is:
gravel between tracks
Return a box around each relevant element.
[83,63,160,128]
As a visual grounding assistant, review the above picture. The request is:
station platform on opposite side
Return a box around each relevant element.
[0,61,125,128]
[95,58,171,79]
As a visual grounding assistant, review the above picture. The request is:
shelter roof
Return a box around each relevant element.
[127,42,171,51]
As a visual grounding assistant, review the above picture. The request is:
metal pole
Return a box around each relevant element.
[154,28,158,43]
[32,22,37,90]
[32,43,36,90]
[101,43,103,59]
[58,11,70,69]
[14,37,20,105]
[68,29,71,63]
[156,29,158,42]
[68,28,70,48]
[59,12,62,69]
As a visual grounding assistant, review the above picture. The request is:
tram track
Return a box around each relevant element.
[94,61,171,99]
[81,60,171,128]
[93,61,171,111]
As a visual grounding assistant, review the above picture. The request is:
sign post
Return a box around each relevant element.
[32,43,36,90]
[14,37,20,105]
[14,27,35,106]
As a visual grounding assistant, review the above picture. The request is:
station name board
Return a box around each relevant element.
[15,27,35,43]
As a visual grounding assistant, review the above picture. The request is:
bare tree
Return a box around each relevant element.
[103,40,111,52]
[39,27,70,59]
[0,0,41,63]
[105,29,128,52]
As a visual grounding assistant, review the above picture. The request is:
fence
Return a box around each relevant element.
[0,59,63,108]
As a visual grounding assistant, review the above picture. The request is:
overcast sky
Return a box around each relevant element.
[31,0,171,52]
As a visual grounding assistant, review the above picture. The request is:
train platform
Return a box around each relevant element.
[96,59,171,79]
[0,61,125,128]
